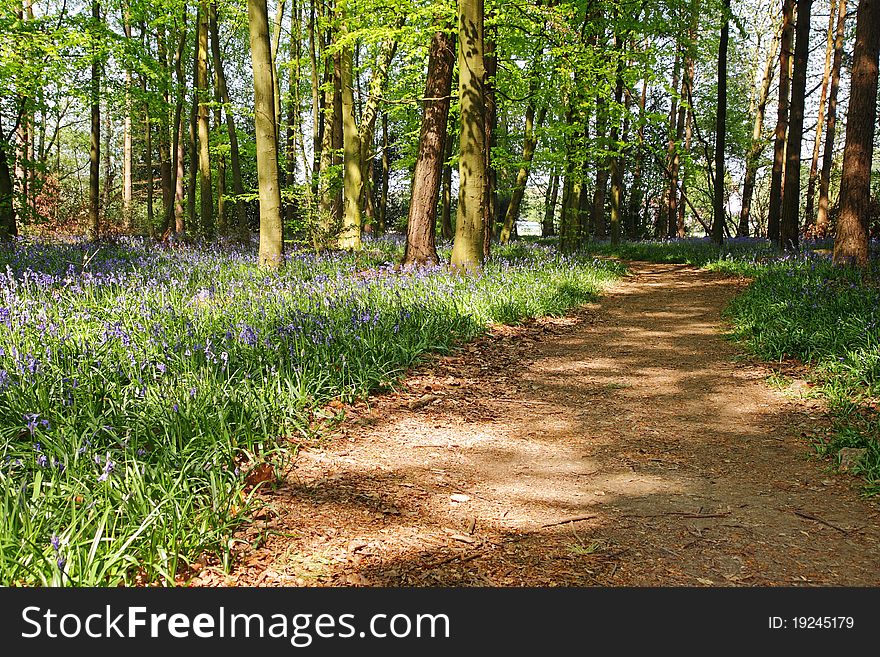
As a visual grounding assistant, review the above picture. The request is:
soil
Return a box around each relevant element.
[190,261,880,587]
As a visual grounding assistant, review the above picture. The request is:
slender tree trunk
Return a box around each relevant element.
[285,0,300,225]
[591,99,608,240]
[833,0,879,267]
[248,0,284,267]
[196,2,213,236]
[403,27,455,265]
[88,0,101,241]
[0,138,17,239]
[768,0,794,243]
[210,2,248,235]
[440,123,454,240]
[156,27,174,233]
[308,0,320,193]
[102,102,111,220]
[171,10,187,235]
[712,0,730,246]
[542,173,558,237]
[122,10,133,230]
[145,103,155,233]
[213,69,227,236]
[380,111,391,235]
[739,22,780,236]
[660,50,681,237]
[627,73,648,238]
[804,0,838,229]
[780,0,812,251]
[450,0,486,271]
[816,0,847,237]
[481,26,496,260]
[500,102,546,244]
[668,58,687,239]
[338,10,362,251]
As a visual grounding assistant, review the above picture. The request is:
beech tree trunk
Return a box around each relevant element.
[403,28,455,265]
[816,0,847,237]
[779,0,812,251]
[768,0,794,243]
[88,0,101,241]
[248,0,284,267]
[712,0,730,246]
[542,173,558,237]
[833,0,879,267]
[196,2,213,236]
[450,0,487,271]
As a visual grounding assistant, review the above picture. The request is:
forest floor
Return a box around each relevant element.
[190,261,880,587]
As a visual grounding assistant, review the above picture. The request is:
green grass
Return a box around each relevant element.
[0,236,623,585]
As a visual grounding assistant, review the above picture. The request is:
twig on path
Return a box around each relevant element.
[541,515,597,528]
[792,509,848,534]
[424,551,482,570]
[622,511,732,519]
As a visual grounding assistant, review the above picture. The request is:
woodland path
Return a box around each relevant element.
[193,261,880,587]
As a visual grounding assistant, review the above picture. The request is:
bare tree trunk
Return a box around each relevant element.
[591,98,608,240]
[102,101,112,222]
[779,0,812,251]
[626,72,648,238]
[380,111,392,235]
[210,1,248,235]
[660,50,681,237]
[196,1,213,236]
[712,0,730,246]
[270,0,286,149]
[481,25,496,260]
[122,9,133,230]
[403,27,455,265]
[739,21,780,236]
[338,7,362,251]
[768,0,794,243]
[440,122,454,240]
[248,0,284,267]
[285,0,301,224]
[816,0,847,237]
[88,0,101,241]
[0,138,17,238]
[308,0,320,194]
[833,0,879,267]
[450,0,486,271]
[156,27,174,233]
[804,0,838,229]
[542,173,558,237]
[500,101,546,244]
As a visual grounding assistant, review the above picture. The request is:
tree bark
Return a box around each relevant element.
[196,1,213,236]
[403,27,455,265]
[803,0,838,229]
[712,0,730,246]
[88,0,101,241]
[482,25,496,260]
[248,0,284,267]
[542,173,558,237]
[0,138,17,239]
[768,0,794,243]
[779,0,812,251]
[500,101,546,244]
[739,21,781,236]
[440,122,454,240]
[450,0,486,271]
[210,1,248,235]
[833,0,879,267]
[122,9,133,230]
[815,0,847,237]
[338,10,362,251]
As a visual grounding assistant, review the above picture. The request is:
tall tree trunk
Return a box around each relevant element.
[270,0,285,149]
[804,0,838,229]
[668,56,687,239]
[712,0,730,246]
[739,21,781,236]
[210,1,248,235]
[403,27,455,265]
[286,0,301,224]
[102,101,112,219]
[660,50,681,237]
[609,37,626,246]
[481,25,496,260]
[248,0,284,267]
[440,122,454,240]
[780,0,812,251]
[768,0,794,243]
[338,10,362,251]
[145,102,155,233]
[156,27,174,233]
[380,111,392,235]
[171,10,187,235]
[500,101,546,244]
[214,68,227,235]
[626,72,648,238]
[542,173,558,237]
[122,10,133,231]
[833,0,879,267]
[196,2,213,236]
[88,0,101,241]
[816,0,847,237]
[591,98,608,240]
[450,0,486,271]
[0,138,17,239]
[308,0,320,194]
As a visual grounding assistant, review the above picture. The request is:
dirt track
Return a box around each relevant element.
[191,262,880,587]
